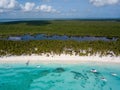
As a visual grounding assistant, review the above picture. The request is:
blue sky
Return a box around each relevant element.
[0,0,120,19]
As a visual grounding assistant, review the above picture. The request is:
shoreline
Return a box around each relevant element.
[0,54,120,64]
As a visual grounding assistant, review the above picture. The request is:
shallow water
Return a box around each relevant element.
[0,63,120,90]
[0,34,117,41]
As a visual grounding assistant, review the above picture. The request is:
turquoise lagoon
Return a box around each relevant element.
[0,62,120,90]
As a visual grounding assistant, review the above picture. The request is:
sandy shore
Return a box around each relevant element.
[0,54,120,64]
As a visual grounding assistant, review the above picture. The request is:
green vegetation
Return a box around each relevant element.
[0,20,120,56]
[0,20,120,37]
[0,40,120,56]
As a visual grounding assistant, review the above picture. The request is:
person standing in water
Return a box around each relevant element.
[26,60,30,66]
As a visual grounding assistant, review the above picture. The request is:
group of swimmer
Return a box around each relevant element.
[90,69,118,81]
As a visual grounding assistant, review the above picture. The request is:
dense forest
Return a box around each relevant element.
[0,40,120,56]
[0,20,120,37]
[0,20,120,56]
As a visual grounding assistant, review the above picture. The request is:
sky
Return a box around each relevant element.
[0,0,120,19]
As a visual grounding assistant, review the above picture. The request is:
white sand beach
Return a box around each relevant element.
[0,54,120,64]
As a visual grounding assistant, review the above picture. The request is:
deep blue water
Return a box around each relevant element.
[0,34,117,41]
[0,62,120,90]
[0,18,120,23]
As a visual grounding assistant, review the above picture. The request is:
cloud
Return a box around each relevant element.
[21,2,35,12]
[0,0,19,9]
[0,0,59,14]
[90,0,120,6]
[0,0,21,13]
[36,4,58,13]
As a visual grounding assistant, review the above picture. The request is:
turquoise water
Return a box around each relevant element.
[0,63,120,90]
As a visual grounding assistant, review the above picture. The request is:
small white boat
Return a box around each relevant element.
[101,77,107,81]
[91,69,97,73]
[111,73,117,76]
[36,65,41,68]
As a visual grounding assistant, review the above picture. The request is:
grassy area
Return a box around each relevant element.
[0,20,120,37]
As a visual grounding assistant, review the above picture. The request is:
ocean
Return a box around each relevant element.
[0,18,119,23]
[0,62,120,90]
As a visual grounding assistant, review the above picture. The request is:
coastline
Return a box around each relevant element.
[0,54,120,64]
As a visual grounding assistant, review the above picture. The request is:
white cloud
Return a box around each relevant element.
[21,2,35,12]
[0,0,21,13]
[0,0,19,9]
[36,4,57,13]
[7,0,18,9]
[0,1,59,14]
[90,0,120,6]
